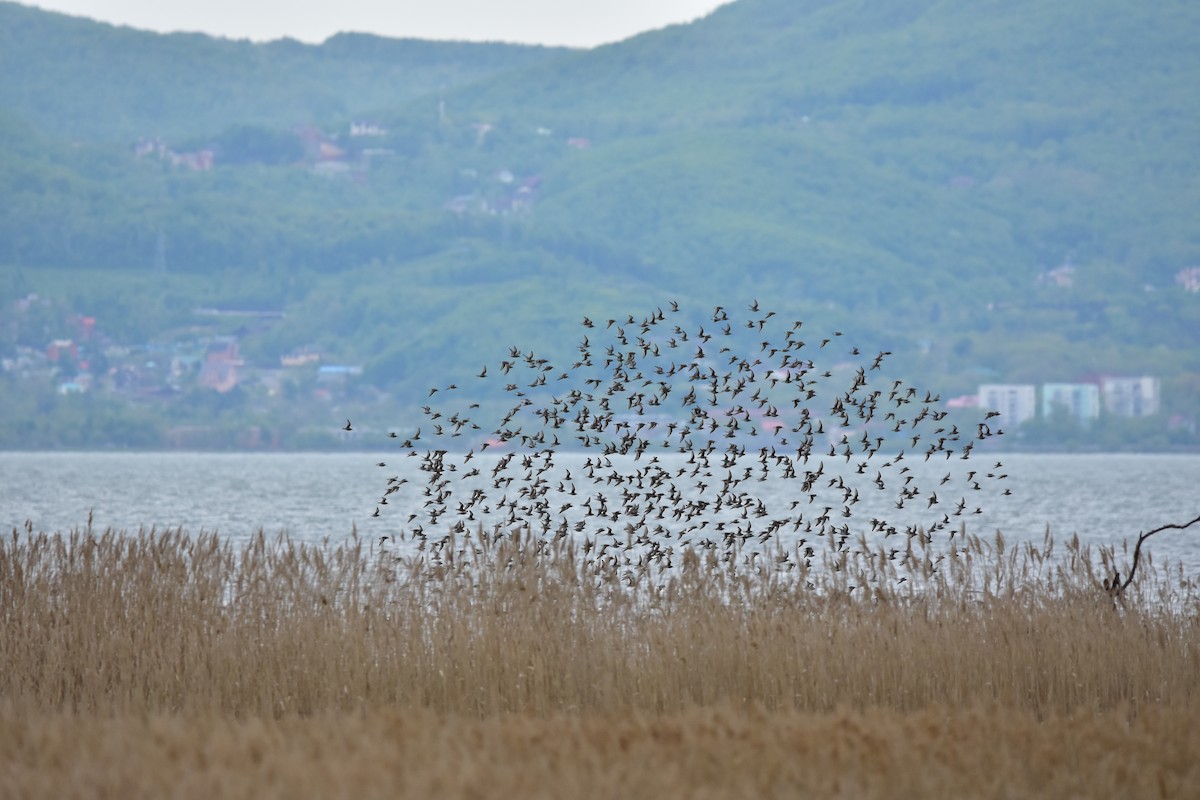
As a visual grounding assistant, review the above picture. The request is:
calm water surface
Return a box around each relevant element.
[3,451,1198,574]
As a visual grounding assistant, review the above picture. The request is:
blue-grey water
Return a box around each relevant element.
[2,451,1198,576]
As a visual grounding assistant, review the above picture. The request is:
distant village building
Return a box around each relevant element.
[134,138,166,159]
[168,149,214,171]
[134,137,214,171]
[280,352,320,368]
[75,315,96,339]
[1175,266,1200,292]
[198,338,243,393]
[1041,383,1101,425]
[317,142,346,161]
[350,121,387,137]
[316,365,363,384]
[1037,260,1076,288]
[46,339,78,362]
[1101,376,1160,417]
[978,384,1037,425]
[170,353,202,380]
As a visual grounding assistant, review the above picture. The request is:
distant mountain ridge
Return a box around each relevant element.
[0,1,568,142]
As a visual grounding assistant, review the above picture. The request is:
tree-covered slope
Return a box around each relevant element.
[440,0,1199,278]
[1,0,1198,447]
[0,1,567,142]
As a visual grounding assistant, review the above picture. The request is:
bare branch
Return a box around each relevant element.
[1112,513,1200,596]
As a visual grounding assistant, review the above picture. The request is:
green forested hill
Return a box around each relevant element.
[443,0,1198,284]
[0,2,566,142]
[1,0,1198,448]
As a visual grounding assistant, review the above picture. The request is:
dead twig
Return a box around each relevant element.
[1110,513,1200,596]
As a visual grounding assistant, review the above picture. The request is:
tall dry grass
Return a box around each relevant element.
[2,522,1197,719]
[4,704,1199,799]
[3,522,1199,797]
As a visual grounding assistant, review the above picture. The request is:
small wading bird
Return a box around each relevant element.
[372,302,1009,576]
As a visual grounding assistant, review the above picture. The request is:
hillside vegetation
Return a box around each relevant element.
[0,2,566,142]
[1,0,1198,447]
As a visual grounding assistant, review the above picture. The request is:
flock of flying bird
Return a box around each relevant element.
[360,301,1009,572]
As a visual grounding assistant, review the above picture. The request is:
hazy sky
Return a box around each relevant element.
[21,1,732,47]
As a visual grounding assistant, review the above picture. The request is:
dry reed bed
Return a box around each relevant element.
[2,524,1198,718]
[4,704,1199,799]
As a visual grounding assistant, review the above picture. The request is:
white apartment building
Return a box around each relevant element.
[978,384,1037,425]
[1101,376,1161,417]
[1041,382,1101,424]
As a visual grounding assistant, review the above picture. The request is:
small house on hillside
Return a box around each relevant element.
[199,338,242,393]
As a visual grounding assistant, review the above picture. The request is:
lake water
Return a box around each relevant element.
[3,451,1198,576]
